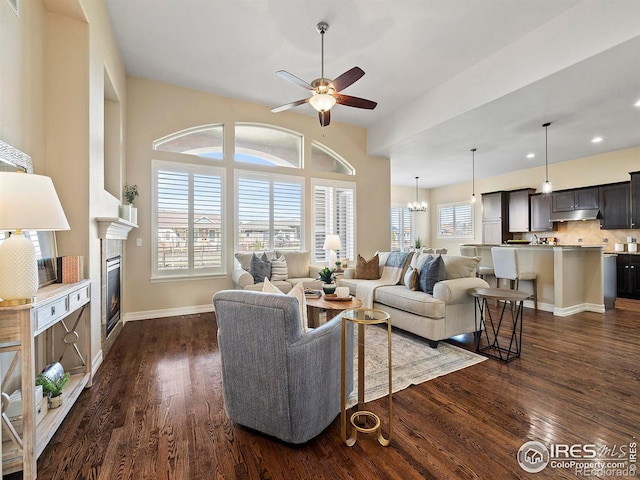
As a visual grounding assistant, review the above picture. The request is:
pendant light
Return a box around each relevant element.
[408,176,427,212]
[470,148,477,203]
[542,122,553,194]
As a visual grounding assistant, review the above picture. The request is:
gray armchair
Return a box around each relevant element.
[212,290,354,444]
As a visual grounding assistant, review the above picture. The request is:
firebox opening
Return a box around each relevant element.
[106,256,121,337]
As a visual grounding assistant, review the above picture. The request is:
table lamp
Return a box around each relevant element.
[0,172,70,305]
[323,234,342,269]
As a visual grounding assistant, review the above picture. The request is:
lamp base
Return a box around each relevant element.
[0,297,36,307]
[0,231,39,303]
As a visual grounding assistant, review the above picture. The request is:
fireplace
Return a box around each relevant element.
[106,256,121,337]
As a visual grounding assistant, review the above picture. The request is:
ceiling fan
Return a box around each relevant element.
[271,22,377,127]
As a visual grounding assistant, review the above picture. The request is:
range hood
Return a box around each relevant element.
[550,209,600,222]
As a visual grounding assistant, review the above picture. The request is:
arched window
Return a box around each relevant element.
[153,124,224,159]
[235,123,302,168]
[311,141,355,175]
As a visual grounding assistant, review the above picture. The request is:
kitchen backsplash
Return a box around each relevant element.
[521,220,639,252]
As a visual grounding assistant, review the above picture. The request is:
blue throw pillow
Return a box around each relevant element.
[250,253,271,283]
[418,255,445,294]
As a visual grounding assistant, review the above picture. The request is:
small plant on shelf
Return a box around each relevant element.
[123,184,139,205]
[415,236,422,249]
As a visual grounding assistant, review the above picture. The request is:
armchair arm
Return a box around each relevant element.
[285,315,354,441]
[433,277,489,304]
[232,268,254,289]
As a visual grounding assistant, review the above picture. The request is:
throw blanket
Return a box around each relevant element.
[356,252,410,308]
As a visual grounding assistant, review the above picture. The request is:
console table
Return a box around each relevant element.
[0,280,92,479]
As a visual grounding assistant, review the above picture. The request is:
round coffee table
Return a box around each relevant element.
[305,295,362,329]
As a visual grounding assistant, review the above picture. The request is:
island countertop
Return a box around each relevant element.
[462,244,604,316]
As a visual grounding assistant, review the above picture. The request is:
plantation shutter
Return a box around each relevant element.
[312,180,355,263]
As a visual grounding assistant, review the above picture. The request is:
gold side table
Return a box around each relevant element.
[340,308,392,447]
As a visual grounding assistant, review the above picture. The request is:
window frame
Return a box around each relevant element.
[151,159,226,280]
[436,201,475,239]
[234,122,303,169]
[234,169,305,253]
[311,178,357,264]
[391,204,414,251]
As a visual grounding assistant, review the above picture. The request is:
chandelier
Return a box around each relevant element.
[408,176,428,212]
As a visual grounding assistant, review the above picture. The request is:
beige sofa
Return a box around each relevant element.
[232,250,323,293]
[339,252,489,347]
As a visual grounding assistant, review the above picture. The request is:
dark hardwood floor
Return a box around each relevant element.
[7,299,639,479]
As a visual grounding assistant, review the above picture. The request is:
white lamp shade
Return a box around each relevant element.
[0,173,69,302]
[0,172,70,231]
[323,234,342,251]
[309,93,337,112]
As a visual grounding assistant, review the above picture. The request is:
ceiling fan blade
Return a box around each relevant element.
[330,66,365,92]
[336,94,377,110]
[319,110,331,127]
[271,98,309,113]
[276,70,314,91]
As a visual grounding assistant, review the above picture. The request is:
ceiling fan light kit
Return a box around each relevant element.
[271,21,377,126]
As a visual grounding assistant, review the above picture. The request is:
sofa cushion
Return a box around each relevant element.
[250,253,271,283]
[244,280,292,292]
[442,255,481,279]
[235,251,275,271]
[280,251,310,279]
[355,254,380,279]
[419,255,445,294]
[374,285,446,319]
[270,255,288,281]
[410,252,431,271]
[263,278,307,333]
[403,266,419,290]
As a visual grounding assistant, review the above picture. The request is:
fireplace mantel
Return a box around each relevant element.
[96,217,137,240]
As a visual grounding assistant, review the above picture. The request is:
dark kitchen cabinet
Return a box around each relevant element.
[552,187,599,212]
[599,182,631,229]
[631,171,640,229]
[530,193,553,232]
[482,191,512,244]
[508,188,536,232]
[616,254,640,299]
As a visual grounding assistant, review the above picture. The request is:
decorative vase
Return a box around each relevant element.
[119,204,137,224]
[49,394,63,409]
[322,283,336,295]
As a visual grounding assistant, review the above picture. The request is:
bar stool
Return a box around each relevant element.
[491,247,537,310]
[460,246,495,282]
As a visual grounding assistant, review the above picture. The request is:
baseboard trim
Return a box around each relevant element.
[123,304,215,323]
[91,350,103,382]
[553,303,605,317]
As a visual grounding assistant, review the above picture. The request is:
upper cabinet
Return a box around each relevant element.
[599,182,631,230]
[631,171,640,229]
[551,187,599,212]
[530,193,553,232]
[481,191,511,244]
[508,188,536,232]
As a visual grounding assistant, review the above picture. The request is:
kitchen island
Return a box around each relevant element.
[462,244,604,316]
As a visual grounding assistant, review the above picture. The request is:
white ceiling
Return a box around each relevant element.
[105,0,640,188]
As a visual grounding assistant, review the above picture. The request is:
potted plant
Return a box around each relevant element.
[318,266,337,294]
[414,236,422,250]
[119,183,139,224]
[36,371,70,409]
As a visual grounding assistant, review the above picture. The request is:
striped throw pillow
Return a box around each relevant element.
[270,255,288,281]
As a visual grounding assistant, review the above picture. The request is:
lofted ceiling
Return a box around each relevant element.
[105,0,640,189]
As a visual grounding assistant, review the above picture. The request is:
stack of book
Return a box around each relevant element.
[304,289,322,299]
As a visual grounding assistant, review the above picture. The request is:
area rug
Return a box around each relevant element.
[346,325,486,408]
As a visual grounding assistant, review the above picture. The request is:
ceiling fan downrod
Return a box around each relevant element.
[317,22,328,80]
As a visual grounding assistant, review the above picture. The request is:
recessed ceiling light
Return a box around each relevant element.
[592,137,603,143]
[635,99,640,107]
[526,153,535,159]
